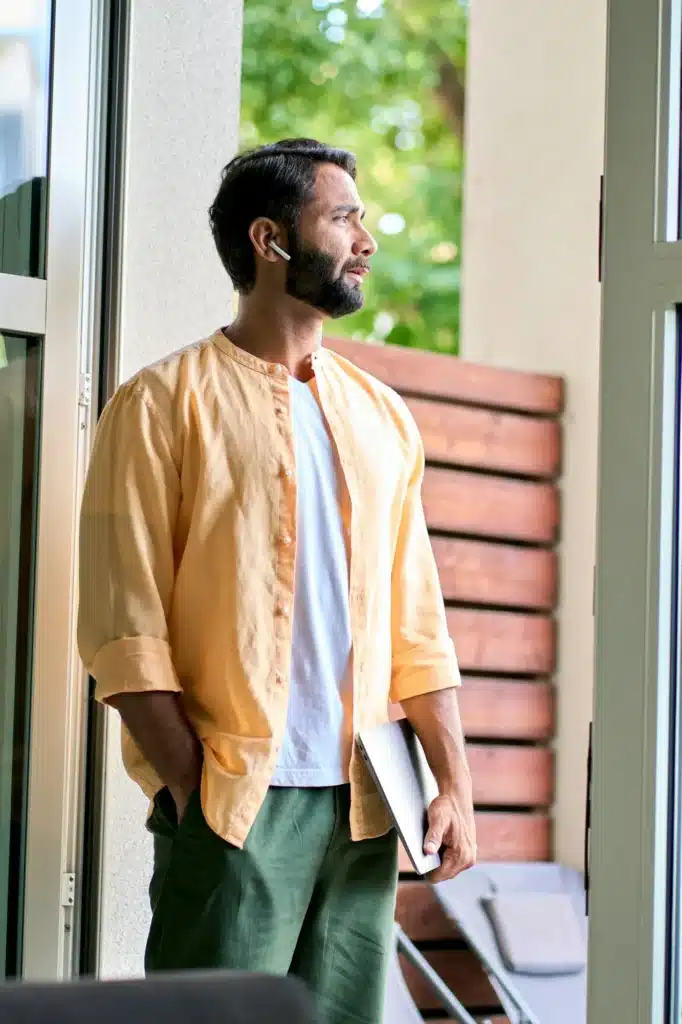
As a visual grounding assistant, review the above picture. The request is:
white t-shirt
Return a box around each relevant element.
[270,377,353,787]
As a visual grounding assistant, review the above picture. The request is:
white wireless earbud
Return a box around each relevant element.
[268,239,291,262]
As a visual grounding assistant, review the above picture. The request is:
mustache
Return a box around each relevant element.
[343,260,371,273]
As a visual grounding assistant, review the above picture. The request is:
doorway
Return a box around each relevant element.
[0,0,103,980]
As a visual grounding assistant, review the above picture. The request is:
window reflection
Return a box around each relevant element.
[0,0,51,277]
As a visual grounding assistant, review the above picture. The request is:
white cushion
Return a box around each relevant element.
[482,892,586,976]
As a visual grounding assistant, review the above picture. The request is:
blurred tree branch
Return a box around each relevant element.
[430,42,466,142]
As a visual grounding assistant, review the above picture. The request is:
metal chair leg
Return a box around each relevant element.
[394,924,479,1024]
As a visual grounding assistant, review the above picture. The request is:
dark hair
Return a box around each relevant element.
[208,139,357,293]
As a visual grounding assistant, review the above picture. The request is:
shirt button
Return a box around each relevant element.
[275,601,289,617]
[275,672,285,686]
[280,533,292,546]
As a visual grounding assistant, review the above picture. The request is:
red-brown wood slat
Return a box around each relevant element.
[405,396,561,478]
[423,467,560,543]
[398,813,551,872]
[468,745,553,807]
[326,337,564,415]
[474,811,551,862]
[446,609,556,675]
[432,537,558,610]
[458,678,555,741]
[390,677,555,741]
[396,881,460,941]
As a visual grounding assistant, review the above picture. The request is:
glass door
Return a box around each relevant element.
[0,333,42,978]
[0,0,104,981]
[591,0,682,1020]
[0,0,51,977]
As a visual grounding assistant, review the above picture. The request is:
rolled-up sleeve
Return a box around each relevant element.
[389,425,461,704]
[77,383,183,703]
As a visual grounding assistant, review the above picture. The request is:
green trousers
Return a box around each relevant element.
[145,785,399,1024]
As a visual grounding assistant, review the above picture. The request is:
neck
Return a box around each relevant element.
[225,289,325,380]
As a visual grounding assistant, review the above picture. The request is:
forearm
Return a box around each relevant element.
[107,691,202,809]
[401,686,472,797]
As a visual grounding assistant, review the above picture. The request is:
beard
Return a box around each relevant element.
[285,238,366,319]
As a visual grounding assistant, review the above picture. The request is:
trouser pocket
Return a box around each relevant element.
[146,787,203,920]
[147,786,179,838]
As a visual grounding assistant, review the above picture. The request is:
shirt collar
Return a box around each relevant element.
[212,328,325,380]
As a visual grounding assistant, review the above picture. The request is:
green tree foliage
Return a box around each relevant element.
[240,0,468,354]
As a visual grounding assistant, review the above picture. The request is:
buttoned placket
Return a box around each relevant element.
[269,364,297,706]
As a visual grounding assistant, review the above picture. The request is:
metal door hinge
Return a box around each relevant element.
[60,872,76,908]
[79,372,92,408]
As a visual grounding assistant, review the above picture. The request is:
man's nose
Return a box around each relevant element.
[353,227,378,258]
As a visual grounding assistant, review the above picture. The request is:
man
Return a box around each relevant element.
[78,139,475,1023]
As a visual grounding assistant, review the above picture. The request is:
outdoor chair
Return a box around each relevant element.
[383,922,480,1024]
[433,862,587,1024]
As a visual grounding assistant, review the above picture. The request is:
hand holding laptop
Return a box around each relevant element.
[357,719,476,879]
[423,790,477,883]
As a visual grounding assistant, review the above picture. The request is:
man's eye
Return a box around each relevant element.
[334,215,349,223]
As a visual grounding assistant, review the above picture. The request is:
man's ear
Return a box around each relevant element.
[250,218,288,262]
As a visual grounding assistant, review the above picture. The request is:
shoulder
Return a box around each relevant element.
[119,334,218,406]
[322,346,420,454]
[102,332,223,425]
[95,334,224,465]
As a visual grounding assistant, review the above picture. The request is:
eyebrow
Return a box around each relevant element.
[331,203,366,220]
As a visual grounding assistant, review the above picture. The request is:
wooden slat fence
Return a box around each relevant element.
[329,337,564,1023]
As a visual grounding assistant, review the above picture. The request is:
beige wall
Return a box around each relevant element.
[98,0,243,978]
[460,0,607,867]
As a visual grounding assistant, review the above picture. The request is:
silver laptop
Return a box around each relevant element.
[357,719,441,875]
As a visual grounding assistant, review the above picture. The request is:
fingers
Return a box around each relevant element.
[427,846,460,883]
[426,837,477,883]
[424,796,477,880]
[424,809,446,855]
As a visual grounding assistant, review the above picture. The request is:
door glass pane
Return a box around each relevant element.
[0,1,52,277]
[0,331,42,978]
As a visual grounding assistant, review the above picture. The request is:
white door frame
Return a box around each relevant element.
[590,0,682,1019]
[0,0,105,980]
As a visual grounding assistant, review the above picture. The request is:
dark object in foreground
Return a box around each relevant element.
[0,970,319,1023]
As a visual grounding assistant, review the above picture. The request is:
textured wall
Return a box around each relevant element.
[98,0,243,978]
[460,0,607,868]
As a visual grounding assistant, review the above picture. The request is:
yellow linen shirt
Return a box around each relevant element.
[77,329,461,847]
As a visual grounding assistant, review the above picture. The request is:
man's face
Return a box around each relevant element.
[285,163,377,319]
